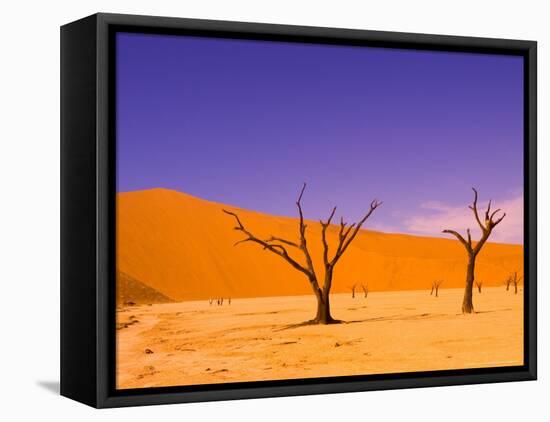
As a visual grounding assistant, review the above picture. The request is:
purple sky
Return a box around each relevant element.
[116,32,524,243]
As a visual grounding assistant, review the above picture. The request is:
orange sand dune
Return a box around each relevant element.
[117,188,523,301]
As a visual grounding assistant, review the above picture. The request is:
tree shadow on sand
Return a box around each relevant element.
[473,308,512,314]
[274,312,457,331]
[273,318,344,332]
[273,306,514,332]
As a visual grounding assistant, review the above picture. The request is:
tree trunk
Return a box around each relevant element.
[462,255,475,314]
[313,292,335,324]
[311,271,338,324]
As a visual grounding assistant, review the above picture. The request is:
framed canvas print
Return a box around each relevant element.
[60,13,537,408]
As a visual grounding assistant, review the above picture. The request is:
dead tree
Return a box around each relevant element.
[430,284,434,295]
[511,272,522,294]
[505,275,512,291]
[475,280,483,293]
[443,188,505,313]
[361,284,369,298]
[432,280,443,297]
[223,183,381,324]
[349,284,357,299]
[209,298,214,305]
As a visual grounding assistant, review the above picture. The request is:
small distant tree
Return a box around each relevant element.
[475,280,483,293]
[504,276,512,291]
[361,284,369,298]
[349,284,357,299]
[443,188,506,313]
[209,298,214,305]
[511,272,522,294]
[431,280,443,297]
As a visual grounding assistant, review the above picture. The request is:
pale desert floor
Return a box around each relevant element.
[116,287,523,389]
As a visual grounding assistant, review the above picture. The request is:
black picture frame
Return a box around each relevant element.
[60,12,537,408]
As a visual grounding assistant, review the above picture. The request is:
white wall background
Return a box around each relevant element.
[1,0,547,419]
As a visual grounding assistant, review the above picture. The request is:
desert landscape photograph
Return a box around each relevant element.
[115,32,525,389]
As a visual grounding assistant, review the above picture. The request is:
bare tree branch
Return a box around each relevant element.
[484,199,492,222]
[233,238,252,247]
[265,236,299,248]
[343,223,356,240]
[297,182,306,204]
[442,229,472,252]
[491,212,506,228]
[467,187,506,236]
[489,208,501,221]
[264,243,289,254]
[338,217,347,242]
[222,209,312,278]
[445,188,507,257]
[320,206,337,268]
[296,183,317,280]
[331,199,382,265]
[468,187,485,232]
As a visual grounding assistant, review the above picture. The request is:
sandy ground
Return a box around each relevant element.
[116,287,523,389]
